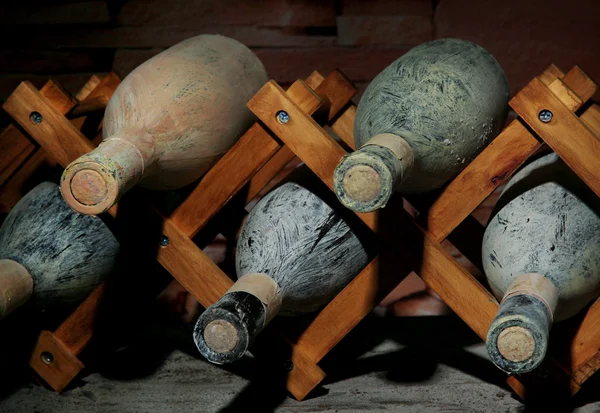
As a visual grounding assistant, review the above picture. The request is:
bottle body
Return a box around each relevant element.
[61,34,269,214]
[483,153,600,373]
[194,172,373,364]
[0,182,119,314]
[334,38,509,212]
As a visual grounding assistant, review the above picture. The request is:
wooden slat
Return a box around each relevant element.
[561,65,598,103]
[331,104,357,149]
[75,75,102,101]
[425,121,541,242]
[510,77,600,199]
[2,82,94,167]
[313,70,357,121]
[539,64,565,86]
[548,79,584,112]
[245,146,296,204]
[580,104,600,136]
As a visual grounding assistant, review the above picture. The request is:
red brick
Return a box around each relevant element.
[435,0,600,98]
[0,25,335,49]
[118,0,337,27]
[113,47,410,83]
[342,0,433,16]
[337,16,433,45]
[0,1,109,24]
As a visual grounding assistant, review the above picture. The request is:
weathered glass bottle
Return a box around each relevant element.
[483,153,600,374]
[0,182,119,318]
[334,38,510,212]
[61,34,268,215]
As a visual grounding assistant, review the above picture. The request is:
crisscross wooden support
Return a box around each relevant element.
[1,69,359,397]
[244,63,600,400]
[3,61,600,401]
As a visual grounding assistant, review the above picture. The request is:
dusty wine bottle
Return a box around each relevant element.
[0,182,119,318]
[193,172,374,364]
[61,34,269,215]
[334,38,510,212]
[483,153,600,374]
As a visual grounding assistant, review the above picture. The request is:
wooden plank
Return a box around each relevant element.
[313,70,357,121]
[539,64,565,86]
[510,77,600,199]
[0,1,109,24]
[331,104,357,149]
[117,0,337,27]
[547,78,584,112]
[341,0,433,16]
[75,75,103,101]
[2,82,95,168]
[425,121,541,242]
[337,16,433,45]
[0,25,336,49]
[0,73,105,103]
[561,65,598,103]
[0,80,77,189]
[580,104,600,136]
[245,146,296,204]
[113,47,410,82]
[0,50,113,74]
[29,331,85,393]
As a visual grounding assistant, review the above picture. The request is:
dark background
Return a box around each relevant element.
[0,0,599,104]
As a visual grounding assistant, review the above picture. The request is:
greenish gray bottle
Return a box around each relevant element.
[483,153,600,374]
[334,38,510,212]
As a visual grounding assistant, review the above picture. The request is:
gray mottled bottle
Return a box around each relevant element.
[483,153,600,374]
[194,174,374,364]
[0,182,119,319]
[334,38,510,212]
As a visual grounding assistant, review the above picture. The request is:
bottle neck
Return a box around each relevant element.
[0,259,33,319]
[61,128,156,215]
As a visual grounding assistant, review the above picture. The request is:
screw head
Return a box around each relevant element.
[283,359,294,372]
[276,110,290,124]
[159,235,169,247]
[30,111,43,124]
[538,109,553,123]
[41,351,54,365]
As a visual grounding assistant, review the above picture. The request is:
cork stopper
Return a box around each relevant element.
[203,320,239,353]
[61,162,119,215]
[342,165,382,204]
[333,133,413,213]
[497,326,535,362]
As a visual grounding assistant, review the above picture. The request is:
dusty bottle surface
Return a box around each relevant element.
[61,34,269,215]
[194,170,375,364]
[483,153,600,374]
[334,38,510,212]
[0,182,119,319]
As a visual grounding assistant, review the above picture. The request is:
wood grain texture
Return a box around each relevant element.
[331,104,357,149]
[313,70,357,121]
[510,77,600,199]
[561,65,598,103]
[117,0,337,27]
[580,104,600,135]
[244,146,296,204]
[538,64,565,86]
[29,330,85,393]
[547,79,584,112]
[425,120,541,242]
[2,82,95,167]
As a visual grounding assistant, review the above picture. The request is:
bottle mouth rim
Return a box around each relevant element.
[61,161,118,215]
[194,307,250,365]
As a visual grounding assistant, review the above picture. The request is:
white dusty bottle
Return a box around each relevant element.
[0,182,119,318]
[61,34,268,215]
[334,38,510,212]
[483,153,600,374]
[193,171,374,364]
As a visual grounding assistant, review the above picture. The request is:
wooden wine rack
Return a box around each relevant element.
[1,62,600,403]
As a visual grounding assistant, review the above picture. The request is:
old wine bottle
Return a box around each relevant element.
[483,153,600,374]
[0,182,119,318]
[334,38,510,212]
[61,34,268,215]
[193,172,374,364]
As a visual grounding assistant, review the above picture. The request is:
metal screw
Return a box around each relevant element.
[41,351,54,365]
[283,359,294,372]
[538,109,553,123]
[159,235,169,247]
[276,110,290,124]
[30,111,43,124]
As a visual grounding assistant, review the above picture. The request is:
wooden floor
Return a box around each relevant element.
[2,312,600,413]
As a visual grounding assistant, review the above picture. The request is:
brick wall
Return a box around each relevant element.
[2,0,598,104]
